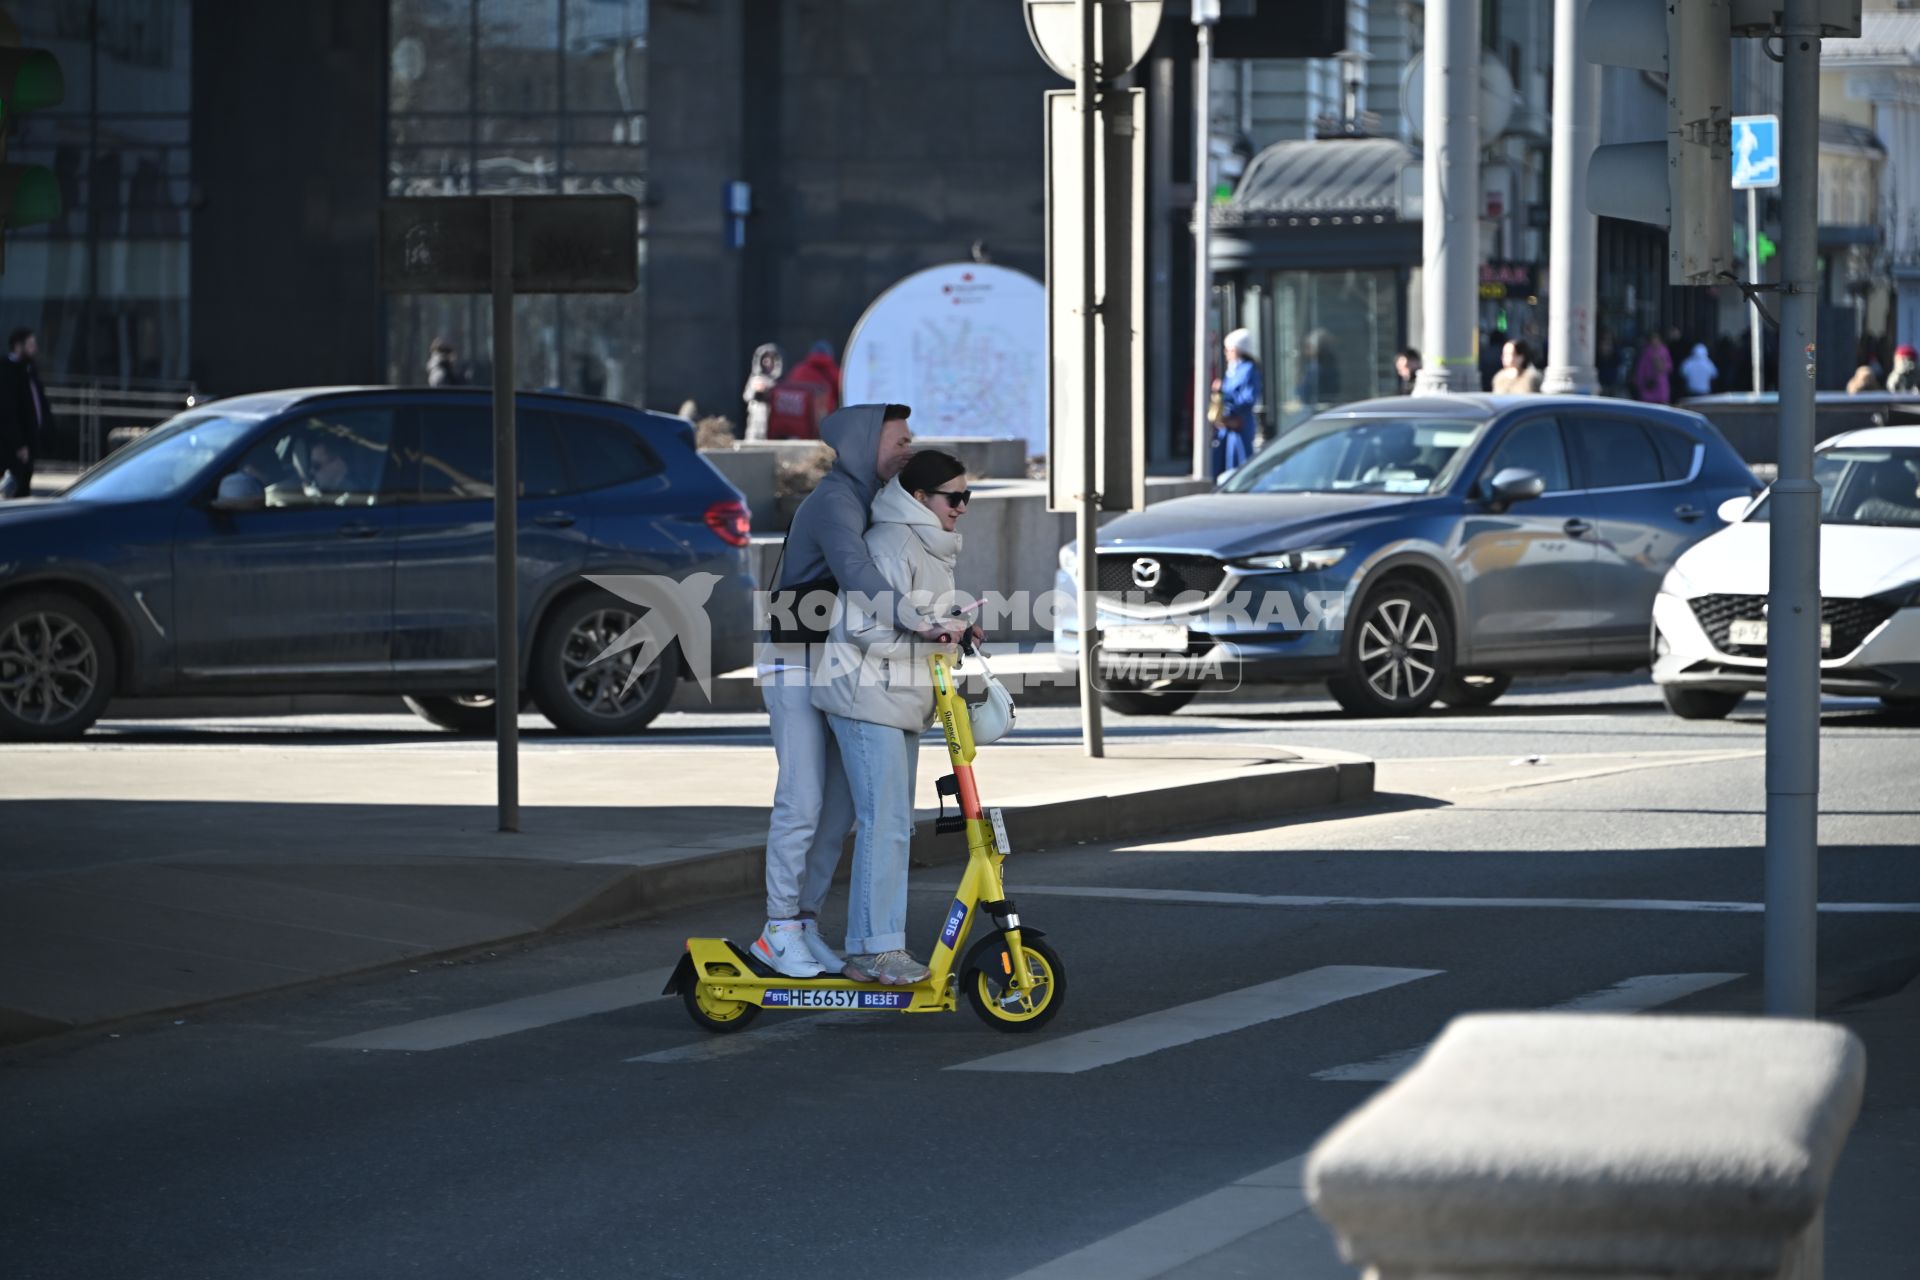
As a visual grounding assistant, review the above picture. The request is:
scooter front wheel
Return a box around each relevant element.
[967,938,1065,1032]
[683,982,761,1033]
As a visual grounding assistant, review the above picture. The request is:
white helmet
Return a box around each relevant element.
[969,672,1017,745]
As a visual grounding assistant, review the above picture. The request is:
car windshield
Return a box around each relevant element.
[62,412,263,503]
[1221,416,1481,495]
[1749,446,1920,527]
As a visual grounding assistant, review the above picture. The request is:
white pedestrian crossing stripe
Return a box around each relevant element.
[1013,885,1920,915]
[1004,1154,1339,1280]
[1311,971,1744,1082]
[316,967,675,1051]
[947,965,1442,1075]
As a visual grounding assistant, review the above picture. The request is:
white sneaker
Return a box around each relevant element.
[797,920,845,973]
[752,920,825,978]
[846,950,930,986]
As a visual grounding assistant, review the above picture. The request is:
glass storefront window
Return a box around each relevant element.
[1263,268,1397,434]
[0,1,195,384]
[387,0,648,400]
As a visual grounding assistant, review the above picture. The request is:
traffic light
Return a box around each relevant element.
[0,38,64,246]
[1583,0,1732,285]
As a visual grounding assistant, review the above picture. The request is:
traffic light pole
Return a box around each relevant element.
[1541,0,1598,395]
[1413,0,1480,394]
[1766,0,1823,1018]
[1191,2,1215,478]
[491,197,521,833]
[1749,186,1766,392]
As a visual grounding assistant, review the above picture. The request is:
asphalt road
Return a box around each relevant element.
[8,679,1920,1279]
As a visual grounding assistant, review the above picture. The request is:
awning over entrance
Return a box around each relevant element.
[1214,137,1415,227]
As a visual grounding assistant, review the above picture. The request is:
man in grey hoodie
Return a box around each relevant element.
[753,402,929,977]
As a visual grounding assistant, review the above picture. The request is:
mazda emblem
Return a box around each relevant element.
[1131,557,1162,590]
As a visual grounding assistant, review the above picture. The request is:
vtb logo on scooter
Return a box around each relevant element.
[939,898,969,949]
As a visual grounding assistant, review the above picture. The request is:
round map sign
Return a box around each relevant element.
[842,263,1047,457]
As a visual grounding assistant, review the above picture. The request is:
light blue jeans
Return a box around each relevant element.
[761,675,856,921]
[825,713,921,955]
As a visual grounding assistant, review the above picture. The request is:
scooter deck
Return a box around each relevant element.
[671,938,958,1013]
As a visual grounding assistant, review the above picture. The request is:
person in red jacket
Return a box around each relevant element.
[766,341,842,440]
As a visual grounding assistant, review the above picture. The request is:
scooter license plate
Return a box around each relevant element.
[1727,618,1831,649]
[761,988,914,1010]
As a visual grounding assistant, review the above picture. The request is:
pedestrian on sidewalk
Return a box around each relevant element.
[1889,344,1919,394]
[0,328,52,498]
[1211,328,1262,476]
[1679,343,1718,398]
[1491,339,1544,395]
[1633,330,1674,404]
[1395,347,1421,395]
[426,338,467,387]
[752,402,927,979]
[811,449,974,986]
[741,342,783,441]
[766,341,842,440]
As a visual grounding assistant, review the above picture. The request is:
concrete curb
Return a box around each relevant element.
[550,753,1374,930]
[2,754,1372,1046]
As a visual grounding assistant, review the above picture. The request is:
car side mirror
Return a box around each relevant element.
[1486,466,1545,511]
[211,471,266,511]
[1717,495,1751,524]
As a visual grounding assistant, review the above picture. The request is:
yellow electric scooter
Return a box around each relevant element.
[664,645,1064,1034]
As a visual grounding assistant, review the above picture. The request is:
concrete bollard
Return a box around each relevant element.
[1305,1013,1866,1280]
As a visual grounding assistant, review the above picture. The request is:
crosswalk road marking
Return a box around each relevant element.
[1311,971,1744,1083]
[1003,1154,1342,1280]
[315,967,675,1051]
[948,965,1442,1075]
[1014,885,1920,914]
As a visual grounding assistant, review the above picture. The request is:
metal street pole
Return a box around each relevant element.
[1766,0,1822,1018]
[1191,0,1217,477]
[1413,0,1481,394]
[1077,0,1105,758]
[1749,186,1766,392]
[491,197,521,833]
[1541,0,1598,395]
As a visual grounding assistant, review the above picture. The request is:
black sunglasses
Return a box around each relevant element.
[929,488,973,507]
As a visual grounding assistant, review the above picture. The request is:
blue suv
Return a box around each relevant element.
[0,387,754,739]
[1058,395,1757,716]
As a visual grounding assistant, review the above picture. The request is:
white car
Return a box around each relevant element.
[1651,425,1920,719]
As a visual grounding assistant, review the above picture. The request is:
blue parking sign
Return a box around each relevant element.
[1732,115,1780,190]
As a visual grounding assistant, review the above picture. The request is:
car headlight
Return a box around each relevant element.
[1871,580,1920,609]
[1233,547,1347,573]
[1059,541,1078,574]
[1662,562,1697,596]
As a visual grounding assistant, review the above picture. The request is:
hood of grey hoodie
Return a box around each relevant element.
[769,403,896,598]
[820,404,890,504]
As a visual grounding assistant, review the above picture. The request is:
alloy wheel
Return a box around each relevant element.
[0,610,100,727]
[1355,597,1439,704]
[559,607,662,720]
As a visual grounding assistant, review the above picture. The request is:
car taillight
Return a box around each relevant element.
[704,499,751,547]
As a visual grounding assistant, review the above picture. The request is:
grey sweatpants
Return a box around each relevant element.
[761,674,857,921]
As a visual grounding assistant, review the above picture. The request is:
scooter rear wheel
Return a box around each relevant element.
[683,982,761,1033]
[967,938,1064,1032]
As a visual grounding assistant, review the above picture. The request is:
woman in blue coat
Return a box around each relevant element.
[1211,328,1263,476]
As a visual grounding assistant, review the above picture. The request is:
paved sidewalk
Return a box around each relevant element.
[0,737,1372,1043]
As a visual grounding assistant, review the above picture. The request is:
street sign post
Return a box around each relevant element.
[380,194,638,832]
[1029,0,1156,760]
[1733,114,1780,393]
[1044,87,1145,516]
